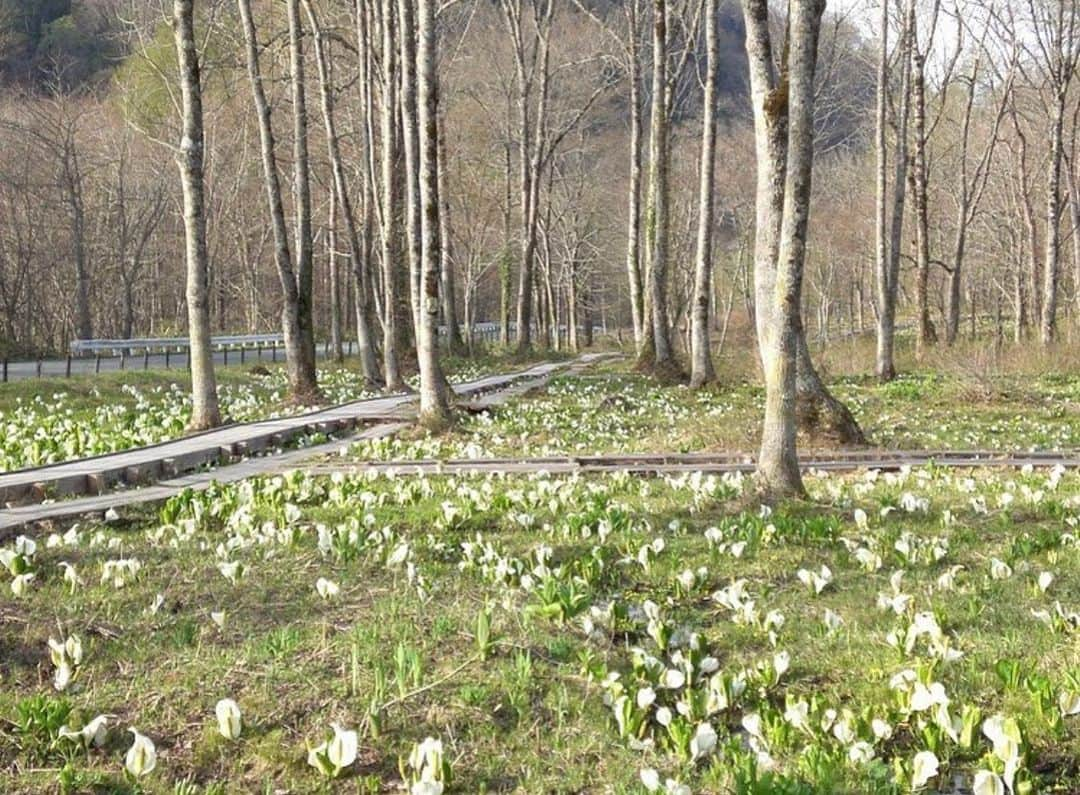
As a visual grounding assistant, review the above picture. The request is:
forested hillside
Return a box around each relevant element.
[0,0,122,88]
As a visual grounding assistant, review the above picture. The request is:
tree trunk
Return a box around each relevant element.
[237,0,319,402]
[380,0,407,390]
[398,0,423,338]
[500,121,513,347]
[625,1,646,349]
[875,0,913,381]
[1042,94,1066,344]
[911,49,935,358]
[1068,156,1080,325]
[306,0,381,382]
[286,0,319,398]
[946,210,966,345]
[328,188,344,362]
[743,0,827,499]
[643,0,675,372]
[436,112,466,355]
[174,0,220,430]
[689,0,718,388]
[416,0,451,424]
[568,256,580,353]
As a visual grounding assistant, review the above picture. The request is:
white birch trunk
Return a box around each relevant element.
[416,0,451,424]
[173,0,220,430]
[689,0,718,388]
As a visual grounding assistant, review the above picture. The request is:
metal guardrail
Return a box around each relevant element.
[1,324,611,384]
[70,334,285,356]
[3,338,348,383]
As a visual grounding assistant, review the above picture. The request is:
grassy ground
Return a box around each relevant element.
[0,351,563,472]
[345,358,1080,461]
[0,464,1077,793]
[2,336,1080,793]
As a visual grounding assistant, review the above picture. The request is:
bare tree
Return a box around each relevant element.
[436,111,466,355]
[944,3,1013,344]
[500,0,554,352]
[875,0,914,381]
[689,0,718,388]
[173,0,220,429]
[304,0,382,383]
[236,0,319,401]
[642,0,676,371]
[744,0,829,497]
[379,0,409,391]
[417,0,452,424]
[625,0,647,351]
[400,0,424,337]
[1020,0,1080,344]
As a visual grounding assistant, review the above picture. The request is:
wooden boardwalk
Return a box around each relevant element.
[0,356,608,510]
[309,448,1080,479]
[0,422,408,532]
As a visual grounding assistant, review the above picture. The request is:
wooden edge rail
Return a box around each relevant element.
[313,449,1080,478]
[3,445,1077,537]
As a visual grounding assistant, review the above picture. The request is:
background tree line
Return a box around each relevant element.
[0,0,1076,396]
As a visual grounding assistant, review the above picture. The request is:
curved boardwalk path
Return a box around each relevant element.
[0,355,612,531]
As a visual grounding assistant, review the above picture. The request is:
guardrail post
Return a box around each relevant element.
[272,344,277,363]
[143,350,150,371]
[95,354,101,374]
[223,347,229,367]
[240,346,246,365]
[256,343,262,361]
[119,351,126,371]
[36,359,42,378]
[2,358,7,383]
[66,355,72,378]
[165,349,170,369]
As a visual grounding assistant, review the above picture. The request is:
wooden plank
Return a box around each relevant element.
[0,422,410,535]
[0,356,605,506]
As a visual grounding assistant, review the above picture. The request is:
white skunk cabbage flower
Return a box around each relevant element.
[125,729,157,778]
[11,572,34,597]
[217,561,244,584]
[59,714,109,748]
[315,578,340,600]
[406,736,450,795]
[972,770,1004,795]
[215,699,242,740]
[1059,691,1080,717]
[690,722,717,761]
[59,562,84,592]
[308,723,358,778]
[48,635,83,691]
[911,750,939,789]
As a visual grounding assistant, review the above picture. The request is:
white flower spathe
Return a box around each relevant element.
[911,750,939,789]
[315,577,340,600]
[125,729,157,778]
[215,698,242,740]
